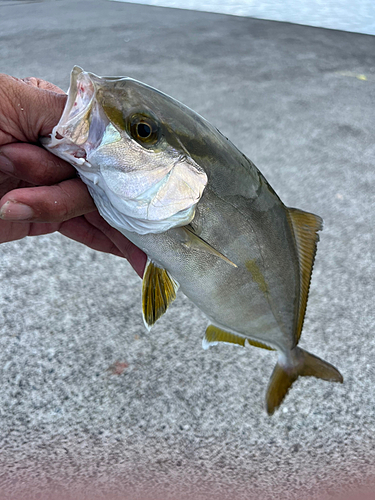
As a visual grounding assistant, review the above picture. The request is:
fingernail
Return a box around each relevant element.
[0,201,34,220]
[0,151,14,174]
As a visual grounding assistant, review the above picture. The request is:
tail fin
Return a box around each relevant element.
[266,347,343,415]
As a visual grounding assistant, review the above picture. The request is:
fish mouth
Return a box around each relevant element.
[43,66,106,170]
[59,66,95,145]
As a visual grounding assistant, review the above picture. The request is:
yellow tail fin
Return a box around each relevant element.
[266,347,343,415]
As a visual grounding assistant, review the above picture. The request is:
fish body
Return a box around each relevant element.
[44,67,343,414]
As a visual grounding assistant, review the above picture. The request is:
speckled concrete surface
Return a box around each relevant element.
[0,1,374,499]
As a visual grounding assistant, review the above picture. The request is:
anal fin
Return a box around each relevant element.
[142,259,179,330]
[203,325,246,349]
[247,339,275,351]
[203,325,275,351]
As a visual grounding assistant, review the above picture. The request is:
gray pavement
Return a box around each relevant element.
[0,1,374,499]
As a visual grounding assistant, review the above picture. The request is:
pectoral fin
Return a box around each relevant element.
[142,260,179,330]
[180,226,237,268]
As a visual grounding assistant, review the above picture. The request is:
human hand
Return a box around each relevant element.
[0,74,146,277]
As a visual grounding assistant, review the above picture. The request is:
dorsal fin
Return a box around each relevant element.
[203,325,274,351]
[287,207,323,341]
[142,260,179,330]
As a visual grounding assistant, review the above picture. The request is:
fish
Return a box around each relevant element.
[43,66,343,414]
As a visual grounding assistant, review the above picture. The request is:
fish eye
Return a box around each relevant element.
[137,122,152,138]
[130,115,159,146]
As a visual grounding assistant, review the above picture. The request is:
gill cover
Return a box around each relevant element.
[44,66,208,235]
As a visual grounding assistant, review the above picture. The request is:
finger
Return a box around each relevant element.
[84,211,147,277]
[22,77,66,95]
[0,218,62,244]
[0,74,67,142]
[0,142,76,184]
[0,178,96,223]
[59,215,125,258]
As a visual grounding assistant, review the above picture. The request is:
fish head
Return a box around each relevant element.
[44,66,208,234]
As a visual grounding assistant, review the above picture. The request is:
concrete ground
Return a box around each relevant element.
[0,1,374,499]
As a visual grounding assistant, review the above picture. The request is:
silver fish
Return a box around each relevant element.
[44,66,343,414]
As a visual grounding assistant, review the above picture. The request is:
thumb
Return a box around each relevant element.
[0,74,67,143]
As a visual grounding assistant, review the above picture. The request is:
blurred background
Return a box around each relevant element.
[112,0,375,35]
[0,1,374,499]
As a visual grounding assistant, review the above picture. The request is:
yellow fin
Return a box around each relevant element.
[203,325,274,351]
[142,260,179,330]
[203,325,246,349]
[287,207,323,341]
[247,339,274,351]
[266,363,298,415]
[181,226,237,268]
[266,347,343,415]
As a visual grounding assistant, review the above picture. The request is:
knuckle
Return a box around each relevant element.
[55,181,83,221]
[35,153,62,184]
[58,192,73,221]
[22,77,39,87]
[41,185,72,223]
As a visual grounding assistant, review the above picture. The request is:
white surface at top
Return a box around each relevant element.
[111,0,375,35]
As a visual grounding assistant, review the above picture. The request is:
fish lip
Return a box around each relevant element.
[48,67,142,149]
[57,66,95,142]
[42,67,103,170]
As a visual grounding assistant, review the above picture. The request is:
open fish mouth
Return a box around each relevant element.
[59,67,95,144]
[43,66,107,171]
